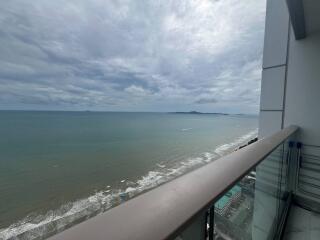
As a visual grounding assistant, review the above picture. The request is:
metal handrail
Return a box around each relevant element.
[48,125,298,240]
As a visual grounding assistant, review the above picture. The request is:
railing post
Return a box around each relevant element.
[208,206,214,240]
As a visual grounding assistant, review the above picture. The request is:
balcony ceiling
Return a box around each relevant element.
[286,0,320,39]
[303,0,320,35]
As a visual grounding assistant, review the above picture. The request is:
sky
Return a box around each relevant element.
[0,0,266,114]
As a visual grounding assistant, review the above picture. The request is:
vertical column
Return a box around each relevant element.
[259,0,290,139]
[254,0,291,239]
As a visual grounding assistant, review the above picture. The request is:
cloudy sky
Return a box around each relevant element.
[0,0,266,114]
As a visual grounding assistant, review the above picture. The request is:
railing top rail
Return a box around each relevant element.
[48,125,298,240]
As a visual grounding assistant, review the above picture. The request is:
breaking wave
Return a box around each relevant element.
[0,129,257,240]
[214,129,258,156]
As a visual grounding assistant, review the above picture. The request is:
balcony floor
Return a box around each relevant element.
[283,205,320,240]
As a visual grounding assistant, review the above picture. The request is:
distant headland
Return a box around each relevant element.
[171,111,230,115]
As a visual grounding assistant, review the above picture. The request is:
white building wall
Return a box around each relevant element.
[258,0,290,139]
[284,32,320,146]
[260,0,320,151]
[262,0,289,69]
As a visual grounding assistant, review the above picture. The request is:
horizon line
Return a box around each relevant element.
[0,109,259,116]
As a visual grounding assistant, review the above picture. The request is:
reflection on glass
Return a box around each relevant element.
[213,173,255,240]
[213,142,290,240]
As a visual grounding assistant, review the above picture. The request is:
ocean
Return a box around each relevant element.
[0,111,258,239]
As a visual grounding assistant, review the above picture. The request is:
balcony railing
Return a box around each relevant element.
[48,126,298,240]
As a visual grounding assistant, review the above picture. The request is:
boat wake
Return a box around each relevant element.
[0,129,258,240]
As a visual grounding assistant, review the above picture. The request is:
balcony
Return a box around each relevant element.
[41,125,320,240]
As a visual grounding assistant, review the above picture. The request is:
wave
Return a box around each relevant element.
[0,129,257,240]
[156,163,166,168]
[214,129,258,156]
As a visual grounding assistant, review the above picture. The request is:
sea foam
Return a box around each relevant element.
[214,129,258,156]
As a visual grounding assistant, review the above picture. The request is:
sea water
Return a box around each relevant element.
[0,111,258,239]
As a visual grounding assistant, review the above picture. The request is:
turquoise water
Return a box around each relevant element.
[0,111,258,239]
